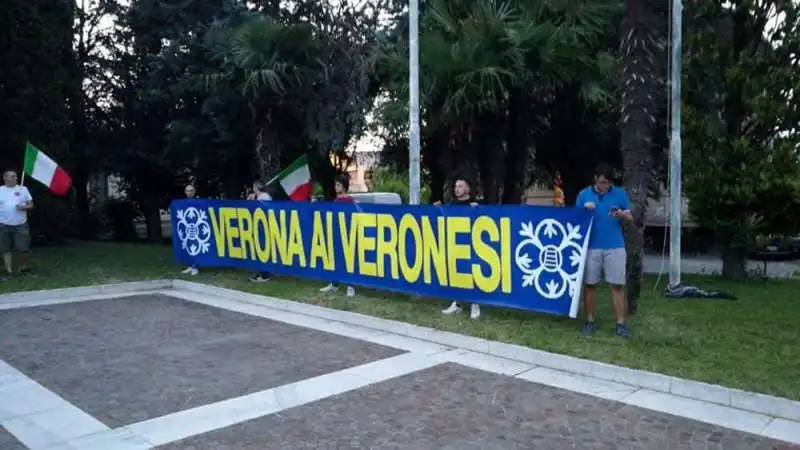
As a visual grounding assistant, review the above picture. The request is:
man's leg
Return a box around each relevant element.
[0,226,12,274]
[581,250,603,334]
[605,248,630,337]
[13,225,31,272]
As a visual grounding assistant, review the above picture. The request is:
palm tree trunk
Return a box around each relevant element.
[618,0,667,313]
[502,88,528,204]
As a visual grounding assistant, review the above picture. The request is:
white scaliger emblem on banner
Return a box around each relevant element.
[175,207,212,256]
[514,219,585,299]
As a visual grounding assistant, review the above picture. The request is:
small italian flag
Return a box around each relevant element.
[268,154,312,201]
[23,142,73,196]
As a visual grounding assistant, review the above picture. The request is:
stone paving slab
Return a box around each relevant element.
[0,294,403,428]
[0,426,27,450]
[159,363,799,450]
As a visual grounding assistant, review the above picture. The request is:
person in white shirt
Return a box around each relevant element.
[0,170,34,276]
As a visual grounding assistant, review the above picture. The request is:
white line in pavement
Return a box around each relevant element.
[164,289,452,356]
[0,360,112,449]
[122,351,450,447]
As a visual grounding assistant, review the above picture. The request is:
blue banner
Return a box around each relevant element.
[170,200,593,318]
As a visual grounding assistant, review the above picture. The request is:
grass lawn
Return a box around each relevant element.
[3,240,799,401]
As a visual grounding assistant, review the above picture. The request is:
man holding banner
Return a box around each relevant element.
[437,177,482,319]
[575,164,633,338]
[319,174,356,297]
[249,180,273,283]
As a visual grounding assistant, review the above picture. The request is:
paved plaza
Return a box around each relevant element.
[1,287,798,449]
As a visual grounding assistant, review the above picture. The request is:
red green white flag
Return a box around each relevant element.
[270,154,312,201]
[23,142,73,196]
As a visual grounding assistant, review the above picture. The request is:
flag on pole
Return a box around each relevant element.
[267,154,312,201]
[23,142,73,196]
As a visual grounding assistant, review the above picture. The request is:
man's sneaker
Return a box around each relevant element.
[582,321,597,335]
[320,283,337,293]
[181,267,193,274]
[17,268,30,275]
[249,274,270,283]
[470,303,481,319]
[188,267,199,276]
[346,286,355,297]
[615,323,631,339]
[442,302,462,315]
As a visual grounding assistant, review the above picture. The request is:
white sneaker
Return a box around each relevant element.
[181,267,192,274]
[189,267,199,276]
[346,286,355,297]
[442,302,462,315]
[320,283,338,293]
[470,303,481,319]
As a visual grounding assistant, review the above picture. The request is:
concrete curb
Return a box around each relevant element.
[173,280,800,423]
[3,279,799,424]
[0,280,172,305]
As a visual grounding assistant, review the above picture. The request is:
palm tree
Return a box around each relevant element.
[378,0,618,202]
[617,0,667,310]
[203,14,322,178]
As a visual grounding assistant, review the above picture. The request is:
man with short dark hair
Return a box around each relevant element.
[436,177,481,319]
[320,174,357,297]
[0,170,34,277]
[576,163,633,338]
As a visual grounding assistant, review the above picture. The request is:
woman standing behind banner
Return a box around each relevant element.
[319,174,356,297]
[179,184,200,276]
[249,180,272,283]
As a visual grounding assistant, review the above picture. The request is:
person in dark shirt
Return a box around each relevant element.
[320,174,356,297]
[249,180,273,283]
[180,184,201,276]
[436,177,482,319]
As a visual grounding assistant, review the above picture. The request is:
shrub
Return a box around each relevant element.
[370,166,431,204]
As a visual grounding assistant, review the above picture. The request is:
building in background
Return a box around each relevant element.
[332,132,382,192]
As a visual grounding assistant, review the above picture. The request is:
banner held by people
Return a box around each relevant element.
[23,141,73,196]
[171,200,593,318]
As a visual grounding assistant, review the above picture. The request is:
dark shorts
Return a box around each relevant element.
[0,224,31,253]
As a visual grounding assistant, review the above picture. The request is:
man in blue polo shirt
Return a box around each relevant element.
[575,164,633,338]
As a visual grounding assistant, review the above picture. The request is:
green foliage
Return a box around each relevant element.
[101,198,140,242]
[369,166,432,204]
[376,0,620,202]
[27,190,79,243]
[683,0,800,276]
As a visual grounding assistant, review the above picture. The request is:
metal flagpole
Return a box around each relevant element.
[408,0,421,205]
[668,0,683,287]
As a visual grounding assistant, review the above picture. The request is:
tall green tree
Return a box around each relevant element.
[0,0,75,239]
[617,0,668,306]
[109,0,231,241]
[377,0,619,203]
[203,0,385,196]
[683,0,800,280]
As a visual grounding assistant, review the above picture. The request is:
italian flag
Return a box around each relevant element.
[268,154,312,201]
[23,142,73,196]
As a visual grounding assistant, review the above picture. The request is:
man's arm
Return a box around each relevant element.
[19,188,34,210]
[615,190,633,220]
[575,189,586,207]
